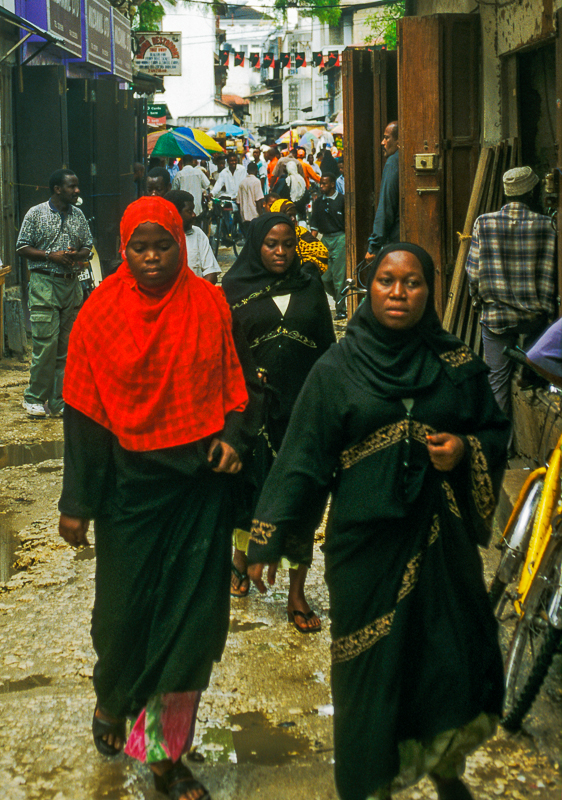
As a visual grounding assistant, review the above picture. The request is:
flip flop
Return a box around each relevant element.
[92,704,126,756]
[153,761,211,800]
[287,608,322,634]
[231,562,250,598]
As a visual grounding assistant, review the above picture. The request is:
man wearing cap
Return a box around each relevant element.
[466,166,556,416]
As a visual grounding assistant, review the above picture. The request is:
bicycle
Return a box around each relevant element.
[488,346,562,732]
[209,197,245,258]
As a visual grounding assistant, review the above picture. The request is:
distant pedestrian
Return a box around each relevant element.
[165,189,221,284]
[16,169,92,417]
[211,153,246,201]
[236,163,264,232]
[298,148,321,189]
[310,172,347,319]
[166,158,179,182]
[252,147,267,189]
[336,157,345,194]
[146,167,171,198]
[265,147,279,190]
[466,166,556,417]
[172,154,210,219]
[365,121,400,262]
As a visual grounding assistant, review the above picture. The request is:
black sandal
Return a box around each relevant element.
[287,608,322,634]
[92,704,126,756]
[153,762,211,800]
[230,562,250,598]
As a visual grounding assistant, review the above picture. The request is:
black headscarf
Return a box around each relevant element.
[222,213,311,307]
[335,242,486,398]
[320,150,340,177]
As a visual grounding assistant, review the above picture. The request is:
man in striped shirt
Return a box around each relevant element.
[466,166,556,416]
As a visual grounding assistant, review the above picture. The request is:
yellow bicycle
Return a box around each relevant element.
[489,348,562,731]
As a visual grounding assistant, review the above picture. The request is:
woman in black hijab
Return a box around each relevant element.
[246,243,509,800]
[222,213,335,631]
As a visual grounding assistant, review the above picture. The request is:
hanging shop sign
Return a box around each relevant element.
[86,0,112,71]
[48,0,83,57]
[112,8,132,81]
[134,32,182,76]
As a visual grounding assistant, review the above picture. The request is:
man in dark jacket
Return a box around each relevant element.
[365,121,399,263]
[310,172,346,319]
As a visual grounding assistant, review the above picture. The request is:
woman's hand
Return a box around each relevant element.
[207,438,242,474]
[426,433,465,472]
[248,562,278,593]
[59,514,90,547]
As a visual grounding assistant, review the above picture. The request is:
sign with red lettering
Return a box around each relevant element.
[134,31,182,76]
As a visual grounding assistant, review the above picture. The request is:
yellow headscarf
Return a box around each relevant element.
[268,199,328,274]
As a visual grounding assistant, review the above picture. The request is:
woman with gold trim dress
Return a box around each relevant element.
[222,212,335,631]
[247,243,509,800]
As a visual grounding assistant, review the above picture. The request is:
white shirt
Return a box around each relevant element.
[185,226,221,278]
[236,175,264,222]
[211,164,247,199]
[172,166,210,215]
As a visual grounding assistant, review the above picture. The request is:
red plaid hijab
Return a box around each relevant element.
[64,196,248,451]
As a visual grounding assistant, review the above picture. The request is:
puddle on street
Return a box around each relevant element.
[230,711,310,765]
[0,674,52,694]
[0,514,18,583]
[75,545,95,561]
[0,440,64,469]
[229,618,269,633]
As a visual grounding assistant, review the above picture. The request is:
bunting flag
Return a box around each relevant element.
[312,52,324,68]
[234,52,245,67]
[327,50,341,68]
[295,52,306,68]
[280,53,291,68]
[250,52,260,68]
[263,52,275,68]
[219,51,229,66]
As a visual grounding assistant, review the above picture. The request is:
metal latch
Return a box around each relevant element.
[414,153,438,172]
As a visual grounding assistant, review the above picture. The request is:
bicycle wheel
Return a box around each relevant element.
[489,475,544,614]
[501,538,562,730]
[210,216,221,257]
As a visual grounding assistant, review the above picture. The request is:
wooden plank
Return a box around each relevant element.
[443,147,492,331]
[556,10,562,316]
[0,265,11,358]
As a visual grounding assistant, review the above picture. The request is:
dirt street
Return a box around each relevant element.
[0,254,561,799]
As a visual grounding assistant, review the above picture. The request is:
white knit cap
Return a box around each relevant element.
[503,166,539,196]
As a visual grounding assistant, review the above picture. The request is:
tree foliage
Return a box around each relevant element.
[364,1,404,49]
[273,0,341,27]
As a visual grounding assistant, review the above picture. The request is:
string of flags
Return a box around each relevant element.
[219,51,342,69]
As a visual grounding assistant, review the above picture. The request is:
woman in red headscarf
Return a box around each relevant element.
[58,196,261,800]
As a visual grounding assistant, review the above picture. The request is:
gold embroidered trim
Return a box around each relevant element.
[231,283,277,309]
[340,421,435,469]
[442,480,461,518]
[258,426,278,457]
[467,435,495,521]
[249,520,277,545]
[249,326,318,349]
[331,514,440,664]
[439,346,474,367]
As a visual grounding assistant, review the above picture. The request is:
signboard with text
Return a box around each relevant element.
[112,8,132,81]
[134,32,182,76]
[47,0,83,57]
[86,0,112,71]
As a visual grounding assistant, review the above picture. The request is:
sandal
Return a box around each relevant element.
[153,761,211,800]
[92,704,126,756]
[287,608,322,634]
[230,562,250,598]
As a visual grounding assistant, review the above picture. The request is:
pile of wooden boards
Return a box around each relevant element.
[443,139,520,354]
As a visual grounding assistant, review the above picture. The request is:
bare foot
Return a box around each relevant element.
[231,548,249,597]
[151,759,209,800]
[288,564,321,633]
[94,705,125,753]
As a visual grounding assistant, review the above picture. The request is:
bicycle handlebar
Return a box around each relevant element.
[504,346,562,391]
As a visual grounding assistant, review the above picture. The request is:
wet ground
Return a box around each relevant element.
[0,250,561,799]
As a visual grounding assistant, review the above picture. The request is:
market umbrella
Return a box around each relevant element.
[151,131,210,159]
[331,123,344,135]
[207,123,247,137]
[177,127,224,153]
[275,129,291,144]
[172,129,212,158]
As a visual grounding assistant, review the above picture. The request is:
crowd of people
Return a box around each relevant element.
[14,118,558,800]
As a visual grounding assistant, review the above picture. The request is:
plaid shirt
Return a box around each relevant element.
[16,200,92,275]
[466,203,556,334]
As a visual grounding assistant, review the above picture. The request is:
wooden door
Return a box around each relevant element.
[398,15,480,318]
[342,47,397,314]
[0,64,16,285]
[557,9,562,308]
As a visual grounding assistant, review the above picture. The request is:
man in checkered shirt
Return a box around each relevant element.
[466,166,556,417]
[17,169,92,418]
